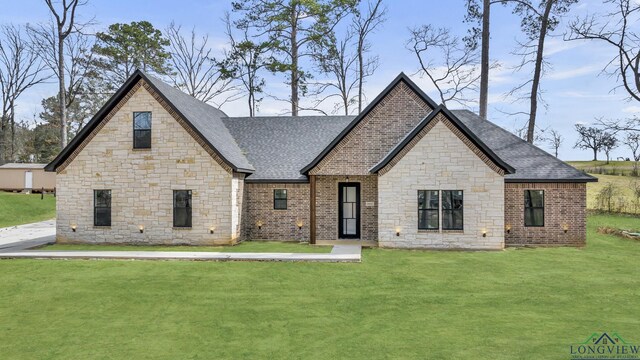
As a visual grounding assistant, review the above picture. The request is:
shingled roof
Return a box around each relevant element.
[452,109,596,182]
[45,70,254,173]
[46,71,596,183]
[223,116,354,181]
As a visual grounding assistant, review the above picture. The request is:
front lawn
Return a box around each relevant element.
[0,191,56,228]
[41,241,331,253]
[0,213,638,359]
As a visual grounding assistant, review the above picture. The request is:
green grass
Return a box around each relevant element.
[41,241,331,253]
[0,191,56,228]
[1,214,639,359]
[567,160,637,169]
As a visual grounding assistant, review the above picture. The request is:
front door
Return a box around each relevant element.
[338,183,360,239]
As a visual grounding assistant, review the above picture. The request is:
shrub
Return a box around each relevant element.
[596,183,619,213]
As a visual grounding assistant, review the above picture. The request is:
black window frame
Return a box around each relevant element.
[442,190,464,231]
[274,189,287,210]
[94,189,112,227]
[524,190,545,227]
[173,190,192,228]
[418,190,439,230]
[133,111,152,149]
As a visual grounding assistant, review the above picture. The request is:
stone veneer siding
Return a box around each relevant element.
[378,119,505,249]
[315,175,378,241]
[56,82,238,245]
[242,183,310,241]
[504,182,586,246]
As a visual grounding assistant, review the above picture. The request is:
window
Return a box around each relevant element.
[133,111,151,149]
[94,190,111,226]
[418,190,439,230]
[524,190,544,227]
[442,190,463,230]
[274,189,287,210]
[173,190,192,228]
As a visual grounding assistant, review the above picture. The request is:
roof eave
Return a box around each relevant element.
[300,73,438,175]
[370,105,515,175]
[505,177,598,183]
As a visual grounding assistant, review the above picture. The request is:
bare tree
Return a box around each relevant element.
[546,128,563,157]
[623,132,640,175]
[602,132,618,164]
[464,0,490,119]
[574,124,606,161]
[0,24,50,162]
[506,0,577,143]
[568,0,640,103]
[311,31,358,115]
[166,23,235,106]
[353,0,387,113]
[407,25,480,107]
[219,13,271,117]
[29,0,89,150]
[29,21,95,142]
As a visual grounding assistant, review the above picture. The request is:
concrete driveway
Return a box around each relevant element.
[0,220,56,252]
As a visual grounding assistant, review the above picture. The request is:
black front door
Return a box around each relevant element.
[338,183,360,239]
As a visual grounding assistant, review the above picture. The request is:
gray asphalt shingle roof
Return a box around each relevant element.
[144,74,255,172]
[223,116,354,180]
[452,109,596,182]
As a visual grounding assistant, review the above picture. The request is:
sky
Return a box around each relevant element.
[1,0,638,161]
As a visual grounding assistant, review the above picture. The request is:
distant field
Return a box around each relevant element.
[567,161,640,214]
[567,160,638,176]
[0,192,56,228]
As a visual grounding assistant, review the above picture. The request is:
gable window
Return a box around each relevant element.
[418,190,439,230]
[173,190,192,228]
[133,111,152,149]
[94,190,111,226]
[442,190,463,230]
[274,189,287,210]
[524,190,544,227]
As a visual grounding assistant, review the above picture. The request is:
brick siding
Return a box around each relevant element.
[242,183,310,241]
[504,182,586,246]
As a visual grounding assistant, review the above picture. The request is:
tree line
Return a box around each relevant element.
[1,0,639,165]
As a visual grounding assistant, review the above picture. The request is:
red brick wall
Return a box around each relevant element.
[315,175,378,241]
[505,183,586,246]
[242,183,310,241]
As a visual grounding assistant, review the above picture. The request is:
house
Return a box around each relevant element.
[45,70,596,249]
[0,163,56,192]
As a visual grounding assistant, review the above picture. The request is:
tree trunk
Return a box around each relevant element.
[0,115,6,162]
[58,32,68,150]
[357,36,364,114]
[527,0,554,144]
[290,7,299,116]
[10,109,15,160]
[479,0,490,120]
[593,148,597,161]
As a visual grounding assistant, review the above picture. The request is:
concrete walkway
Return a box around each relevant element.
[0,220,56,252]
[0,244,361,262]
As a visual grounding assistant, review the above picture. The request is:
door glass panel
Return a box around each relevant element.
[343,203,352,218]
[347,187,356,202]
[346,219,356,234]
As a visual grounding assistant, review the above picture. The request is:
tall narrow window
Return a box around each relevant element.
[94,190,111,226]
[133,111,152,149]
[442,190,463,230]
[173,190,192,228]
[524,190,544,227]
[418,190,439,230]
[274,189,287,210]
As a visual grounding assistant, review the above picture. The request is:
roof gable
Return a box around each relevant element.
[371,105,515,175]
[300,73,438,175]
[45,70,254,173]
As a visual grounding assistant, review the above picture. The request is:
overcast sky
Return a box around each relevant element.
[2,0,638,161]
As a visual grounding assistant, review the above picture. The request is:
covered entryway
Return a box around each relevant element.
[338,182,360,239]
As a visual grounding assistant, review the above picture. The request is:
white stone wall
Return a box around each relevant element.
[56,85,236,245]
[378,120,505,249]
